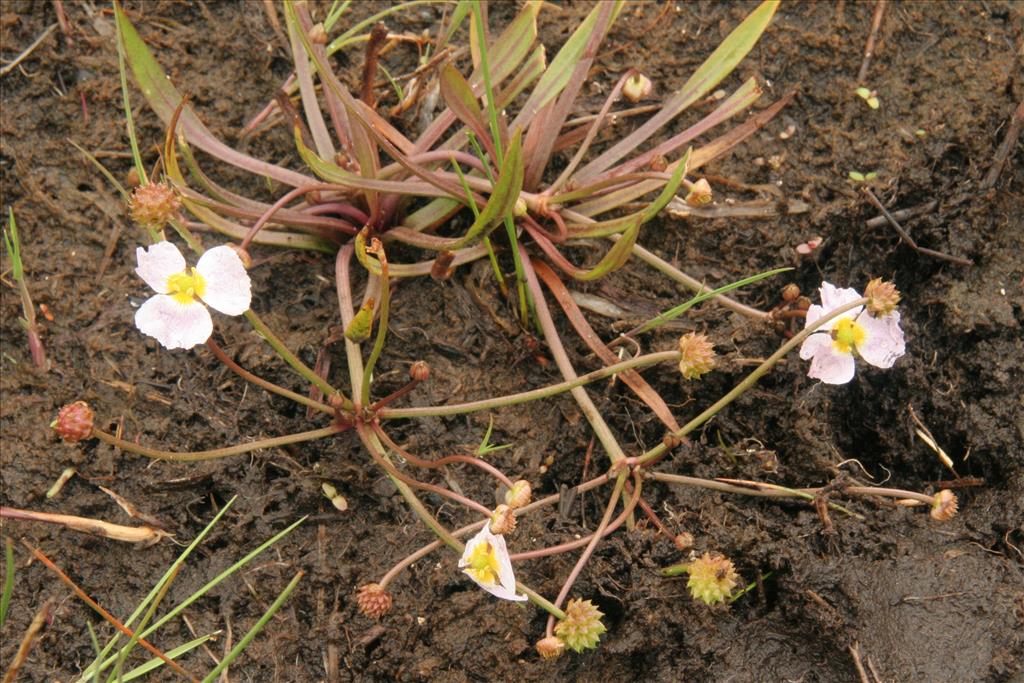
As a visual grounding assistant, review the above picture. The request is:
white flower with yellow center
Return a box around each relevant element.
[799,282,905,384]
[458,525,526,601]
[134,241,251,350]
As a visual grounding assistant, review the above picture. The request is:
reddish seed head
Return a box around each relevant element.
[536,636,566,660]
[865,278,901,317]
[504,480,532,510]
[488,504,516,535]
[129,182,180,230]
[53,401,94,443]
[356,583,393,619]
[930,490,958,521]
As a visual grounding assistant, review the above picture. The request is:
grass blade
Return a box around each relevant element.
[0,537,13,628]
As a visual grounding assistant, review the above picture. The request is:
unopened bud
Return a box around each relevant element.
[686,552,739,605]
[409,361,430,382]
[513,197,528,217]
[684,178,712,207]
[504,480,532,509]
[52,401,94,443]
[864,278,901,317]
[536,636,566,660]
[677,332,716,380]
[129,182,180,230]
[781,283,800,302]
[345,299,375,343]
[309,23,328,45]
[488,504,516,534]
[662,432,683,450]
[930,490,958,522]
[649,154,668,172]
[673,531,694,551]
[356,583,393,619]
[622,73,652,103]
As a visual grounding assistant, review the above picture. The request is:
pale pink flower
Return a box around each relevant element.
[458,525,526,601]
[134,241,251,350]
[799,282,905,384]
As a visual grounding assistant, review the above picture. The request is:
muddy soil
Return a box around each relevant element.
[2,1,1022,681]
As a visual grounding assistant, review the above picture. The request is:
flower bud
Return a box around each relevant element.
[782,283,800,302]
[309,23,328,45]
[513,197,528,217]
[686,552,739,605]
[129,182,180,230]
[864,278,901,317]
[622,73,652,103]
[345,299,375,343]
[554,598,606,653]
[662,432,683,450]
[536,636,566,660]
[677,332,716,380]
[504,479,532,509]
[930,490,958,522]
[488,504,516,535]
[356,583,393,619]
[53,401,94,443]
[409,360,431,382]
[684,178,712,207]
[673,532,694,551]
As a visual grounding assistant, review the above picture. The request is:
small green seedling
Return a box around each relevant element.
[848,170,878,182]
[2,209,46,369]
[855,87,880,109]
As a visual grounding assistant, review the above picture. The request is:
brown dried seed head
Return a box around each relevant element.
[535,636,566,660]
[677,332,716,380]
[488,504,517,535]
[53,401,94,443]
[356,583,393,619]
[505,480,532,510]
[864,278,901,317]
[129,182,180,230]
[782,283,801,302]
[930,490,959,521]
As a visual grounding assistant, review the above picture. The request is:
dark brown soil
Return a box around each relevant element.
[2,1,1022,681]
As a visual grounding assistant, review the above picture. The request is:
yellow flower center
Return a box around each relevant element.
[832,317,866,354]
[465,541,500,586]
[166,268,206,305]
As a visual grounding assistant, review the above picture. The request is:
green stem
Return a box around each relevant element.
[244,309,349,409]
[636,298,869,466]
[92,425,344,462]
[378,350,678,419]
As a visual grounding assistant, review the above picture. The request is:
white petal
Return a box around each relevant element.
[856,310,906,369]
[195,245,251,315]
[136,241,186,294]
[799,331,833,360]
[458,526,527,602]
[135,294,213,350]
[807,345,856,384]
[818,282,862,311]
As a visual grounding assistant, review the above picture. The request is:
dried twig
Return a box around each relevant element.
[982,99,1024,189]
[1,506,168,545]
[22,542,198,682]
[2,599,52,683]
[857,0,887,83]
[849,641,872,683]
[0,24,57,77]
[862,187,973,266]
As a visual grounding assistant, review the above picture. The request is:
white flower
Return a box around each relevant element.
[458,525,526,601]
[134,241,251,350]
[799,282,905,384]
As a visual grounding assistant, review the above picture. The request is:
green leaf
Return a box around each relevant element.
[450,128,524,249]
[439,63,494,158]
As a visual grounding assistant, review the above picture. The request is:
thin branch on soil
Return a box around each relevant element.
[0,506,167,545]
[862,187,973,266]
[857,0,887,83]
[2,598,52,683]
[982,99,1024,189]
[849,641,872,683]
[22,542,198,682]
[865,200,936,228]
[0,24,57,77]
